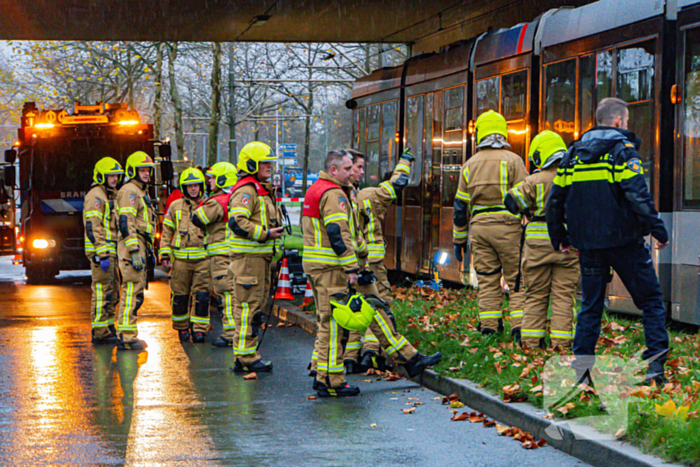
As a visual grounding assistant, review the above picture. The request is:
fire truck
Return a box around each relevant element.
[2,101,173,284]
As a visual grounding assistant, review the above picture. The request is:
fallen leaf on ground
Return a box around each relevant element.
[496,424,510,435]
[529,385,543,393]
[243,372,257,380]
[451,412,469,421]
[307,396,317,401]
[556,402,576,414]
[483,419,496,427]
[402,407,416,414]
[432,396,442,401]
[469,413,486,423]
[450,400,465,409]
[370,423,377,428]
[655,399,690,420]
[614,428,626,438]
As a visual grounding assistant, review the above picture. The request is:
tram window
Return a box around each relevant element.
[579,54,597,136]
[597,50,614,102]
[358,107,367,156]
[617,41,655,186]
[502,71,527,121]
[682,28,700,207]
[406,95,424,186]
[381,101,397,177]
[617,42,654,103]
[543,59,576,146]
[367,104,381,141]
[445,86,464,132]
[366,141,380,186]
[476,77,499,116]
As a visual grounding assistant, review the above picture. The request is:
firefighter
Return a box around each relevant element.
[504,131,580,349]
[547,97,669,385]
[303,150,441,397]
[452,110,528,340]
[338,148,372,374]
[84,157,123,344]
[161,167,210,343]
[227,141,284,372]
[192,162,238,347]
[115,151,157,351]
[341,149,414,373]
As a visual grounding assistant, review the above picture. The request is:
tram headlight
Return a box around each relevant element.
[32,239,56,249]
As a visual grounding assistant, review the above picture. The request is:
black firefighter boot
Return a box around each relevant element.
[232,358,273,373]
[315,379,361,398]
[344,358,365,374]
[178,329,191,342]
[402,352,442,378]
[361,350,388,371]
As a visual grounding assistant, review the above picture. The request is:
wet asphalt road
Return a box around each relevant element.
[0,258,590,466]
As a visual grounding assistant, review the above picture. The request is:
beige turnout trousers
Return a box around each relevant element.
[470,221,525,331]
[521,240,580,348]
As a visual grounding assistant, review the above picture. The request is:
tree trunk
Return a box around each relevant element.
[167,43,185,159]
[154,43,163,142]
[227,43,237,163]
[207,42,223,166]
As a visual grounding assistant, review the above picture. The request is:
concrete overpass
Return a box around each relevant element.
[1,0,594,53]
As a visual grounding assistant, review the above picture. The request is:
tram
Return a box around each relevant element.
[348,0,700,325]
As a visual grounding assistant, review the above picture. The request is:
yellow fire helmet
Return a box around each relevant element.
[528,130,568,169]
[93,157,124,185]
[179,167,205,187]
[475,110,508,144]
[206,162,238,189]
[125,151,155,180]
[237,141,276,175]
[330,290,378,331]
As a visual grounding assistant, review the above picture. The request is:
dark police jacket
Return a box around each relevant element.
[546,127,668,251]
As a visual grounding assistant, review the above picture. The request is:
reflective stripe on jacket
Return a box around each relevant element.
[83,184,118,258]
[161,196,207,260]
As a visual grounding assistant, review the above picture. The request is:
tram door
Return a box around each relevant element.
[438,86,465,282]
[401,94,425,274]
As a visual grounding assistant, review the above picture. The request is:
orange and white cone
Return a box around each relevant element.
[300,280,314,308]
[273,257,295,300]
[12,235,22,266]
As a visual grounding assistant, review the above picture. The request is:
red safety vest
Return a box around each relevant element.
[232,175,270,196]
[302,179,342,219]
[198,192,232,222]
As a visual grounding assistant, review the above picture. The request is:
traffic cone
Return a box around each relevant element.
[12,235,22,266]
[300,280,314,308]
[273,257,295,300]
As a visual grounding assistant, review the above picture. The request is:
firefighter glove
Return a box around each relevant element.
[400,148,415,163]
[454,243,466,263]
[357,269,376,286]
[131,252,145,271]
[100,257,111,272]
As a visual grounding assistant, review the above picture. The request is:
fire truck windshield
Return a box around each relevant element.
[30,135,144,192]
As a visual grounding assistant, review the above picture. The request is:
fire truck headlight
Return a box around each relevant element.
[32,239,56,249]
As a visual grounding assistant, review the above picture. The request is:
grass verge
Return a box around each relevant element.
[392,285,700,466]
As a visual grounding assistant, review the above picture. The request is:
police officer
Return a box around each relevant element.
[84,157,123,344]
[192,162,237,347]
[303,150,440,397]
[161,168,210,343]
[504,131,580,349]
[547,98,669,385]
[227,141,284,373]
[453,110,528,340]
[115,152,157,350]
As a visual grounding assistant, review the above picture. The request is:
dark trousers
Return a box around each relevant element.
[573,241,668,374]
